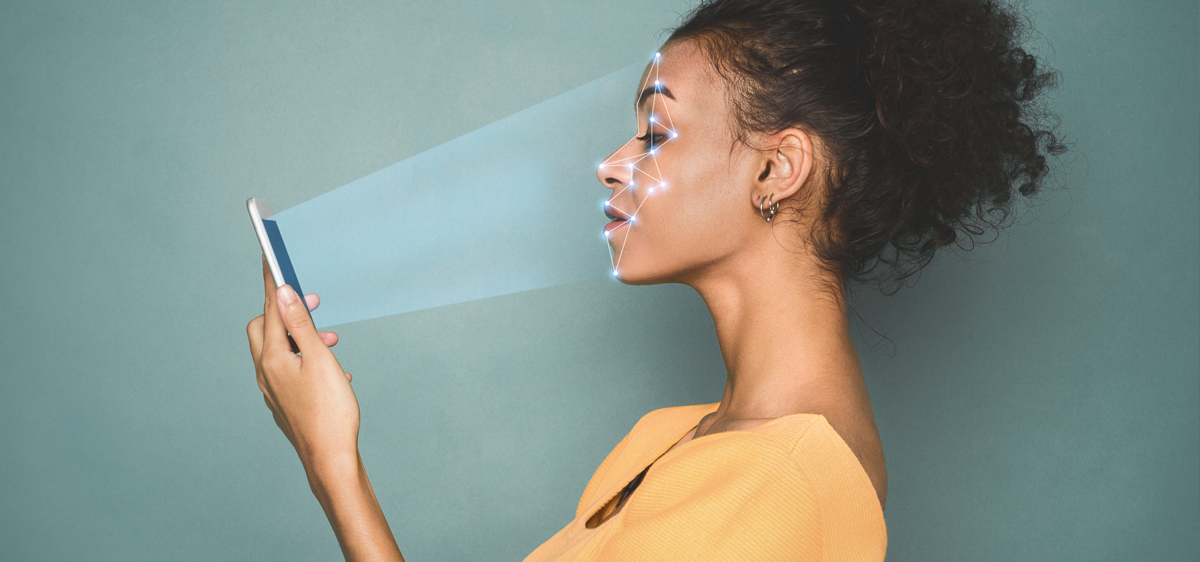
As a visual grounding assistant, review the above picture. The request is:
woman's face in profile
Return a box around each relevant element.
[598,40,763,286]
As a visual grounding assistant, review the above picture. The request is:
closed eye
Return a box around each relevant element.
[636,131,666,148]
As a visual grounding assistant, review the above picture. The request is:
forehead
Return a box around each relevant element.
[637,40,723,116]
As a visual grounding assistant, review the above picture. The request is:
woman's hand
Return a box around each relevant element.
[246,257,405,561]
[246,256,359,468]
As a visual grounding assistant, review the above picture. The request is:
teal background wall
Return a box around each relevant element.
[1,0,1196,560]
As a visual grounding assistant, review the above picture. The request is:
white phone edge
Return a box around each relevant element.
[247,197,286,289]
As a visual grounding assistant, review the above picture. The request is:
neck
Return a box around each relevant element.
[684,235,863,432]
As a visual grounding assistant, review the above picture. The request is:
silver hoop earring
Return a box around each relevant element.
[760,194,780,223]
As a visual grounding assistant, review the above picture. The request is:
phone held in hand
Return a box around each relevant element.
[247,197,313,319]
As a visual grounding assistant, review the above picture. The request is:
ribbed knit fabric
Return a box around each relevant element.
[524,403,886,561]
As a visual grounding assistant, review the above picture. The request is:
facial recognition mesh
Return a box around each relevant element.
[600,53,674,278]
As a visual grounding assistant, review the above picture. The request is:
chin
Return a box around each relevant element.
[610,258,684,286]
[607,228,698,285]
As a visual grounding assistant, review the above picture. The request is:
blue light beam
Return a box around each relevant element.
[275,63,644,328]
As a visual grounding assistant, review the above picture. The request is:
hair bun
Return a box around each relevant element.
[851,0,1067,277]
[856,0,1057,165]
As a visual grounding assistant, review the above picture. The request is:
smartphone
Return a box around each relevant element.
[247,197,313,320]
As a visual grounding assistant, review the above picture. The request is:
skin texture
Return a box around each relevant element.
[246,38,885,561]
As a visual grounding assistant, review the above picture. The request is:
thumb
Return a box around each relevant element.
[276,284,324,354]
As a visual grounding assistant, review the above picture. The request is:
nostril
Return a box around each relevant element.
[604,177,621,185]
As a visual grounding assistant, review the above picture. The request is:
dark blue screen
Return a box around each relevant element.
[262,219,311,313]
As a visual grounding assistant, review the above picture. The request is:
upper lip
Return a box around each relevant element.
[604,202,630,221]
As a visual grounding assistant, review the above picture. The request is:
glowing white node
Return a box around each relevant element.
[649,149,656,154]
[655,80,660,86]
[603,201,610,206]
[612,269,619,276]
[655,52,661,58]
[649,116,656,123]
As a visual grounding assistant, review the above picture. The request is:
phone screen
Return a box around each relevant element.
[262,218,310,312]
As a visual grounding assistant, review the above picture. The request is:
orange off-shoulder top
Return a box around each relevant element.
[524,403,886,561]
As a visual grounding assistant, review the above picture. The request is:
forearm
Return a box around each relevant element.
[306,452,405,562]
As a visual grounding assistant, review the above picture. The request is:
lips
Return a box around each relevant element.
[604,202,630,222]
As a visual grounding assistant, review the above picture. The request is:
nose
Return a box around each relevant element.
[597,139,639,192]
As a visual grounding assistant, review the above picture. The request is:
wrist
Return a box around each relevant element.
[300,448,402,561]
[303,448,363,495]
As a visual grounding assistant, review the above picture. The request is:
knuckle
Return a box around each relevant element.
[266,359,286,376]
[246,316,263,336]
[261,355,284,375]
[287,313,312,331]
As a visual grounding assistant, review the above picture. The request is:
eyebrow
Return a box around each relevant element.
[636,84,676,110]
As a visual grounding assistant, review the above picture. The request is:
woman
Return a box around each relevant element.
[246,0,1063,559]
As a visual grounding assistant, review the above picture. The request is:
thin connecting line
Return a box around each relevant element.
[605,228,615,265]
[605,152,654,165]
[651,151,666,184]
[604,135,677,206]
[634,55,657,129]
[600,52,677,276]
[614,217,633,270]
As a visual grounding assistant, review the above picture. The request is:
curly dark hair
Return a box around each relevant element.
[666,0,1067,295]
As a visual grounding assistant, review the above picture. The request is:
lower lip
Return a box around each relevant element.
[604,220,628,234]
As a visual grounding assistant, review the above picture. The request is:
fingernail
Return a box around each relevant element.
[278,285,297,305]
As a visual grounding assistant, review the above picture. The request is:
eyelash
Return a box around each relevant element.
[636,131,665,147]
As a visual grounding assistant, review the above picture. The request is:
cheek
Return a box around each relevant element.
[640,154,740,248]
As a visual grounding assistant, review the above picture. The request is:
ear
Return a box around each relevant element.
[752,129,815,212]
